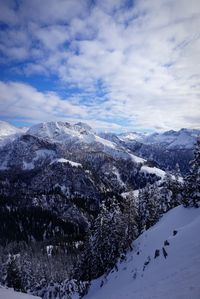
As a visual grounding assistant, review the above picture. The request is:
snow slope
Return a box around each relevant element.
[0,287,41,299]
[85,205,200,299]
[51,158,82,168]
[141,165,166,179]
[0,121,25,137]
[0,121,27,147]
[27,121,116,149]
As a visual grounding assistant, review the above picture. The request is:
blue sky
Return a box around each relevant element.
[0,0,200,132]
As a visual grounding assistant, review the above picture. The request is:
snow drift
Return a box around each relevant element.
[0,286,41,299]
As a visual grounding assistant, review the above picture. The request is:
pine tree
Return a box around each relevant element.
[159,172,173,213]
[91,200,119,277]
[20,252,35,292]
[183,138,200,207]
[138,183,160,233]
[75,229,94,282]
[170,164,183,208]
[122,191,138,249]
[5,255,24,292]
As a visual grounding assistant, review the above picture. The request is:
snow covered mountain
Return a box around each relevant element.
[0,120,197,207]
[0,121,164,193]
[1,121,198,168]
[0,120,166,247]
[119,128,200,149]
[84,205,200,299]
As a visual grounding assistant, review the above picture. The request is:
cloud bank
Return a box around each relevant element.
[0,0,200,131]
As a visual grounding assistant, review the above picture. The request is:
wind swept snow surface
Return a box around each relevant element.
[0,287,41,299]
[84,205,200,299]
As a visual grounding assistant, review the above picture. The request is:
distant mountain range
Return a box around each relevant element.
[0,120,199,175]
[101,128,200,174]
[0,120,166,245]
[0,120,199,244]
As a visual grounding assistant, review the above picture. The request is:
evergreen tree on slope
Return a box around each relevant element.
[183,138,200,208]
[91,199,126,277]
[138,183,160,233]
[122,191,138,249]
[5,255,24,292]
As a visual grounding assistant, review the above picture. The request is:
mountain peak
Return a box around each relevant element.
[27,121,95,142]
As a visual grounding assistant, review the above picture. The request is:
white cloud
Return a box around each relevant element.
[0,81,87,120]
[0,0,200,131]
[0,81,123,131]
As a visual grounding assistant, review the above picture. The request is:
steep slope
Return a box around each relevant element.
[85,205,200,299]
[0,287,41,299]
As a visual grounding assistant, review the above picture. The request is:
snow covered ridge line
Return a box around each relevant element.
[1,120,199,150]
[0,120,148,168]
[51,158,82,168]
[119,128,200,149]
[26,121,117,147]
[84,205,200,299]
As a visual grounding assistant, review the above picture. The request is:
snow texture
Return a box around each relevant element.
[52,158,82,168]
[141,165,166,179]
[118,132,146,142]
[129,153,146,164]
[0,287,41,299]
[85,205,200,299]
